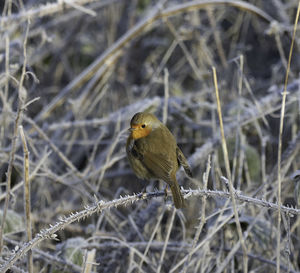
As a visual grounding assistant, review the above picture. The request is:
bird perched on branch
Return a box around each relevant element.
[126,112,192,209]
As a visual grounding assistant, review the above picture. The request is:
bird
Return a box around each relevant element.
[126,112,192,209]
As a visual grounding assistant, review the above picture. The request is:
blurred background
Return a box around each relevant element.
[0,0,300,272]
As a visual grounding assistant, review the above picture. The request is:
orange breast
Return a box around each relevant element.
[132,127,151,139]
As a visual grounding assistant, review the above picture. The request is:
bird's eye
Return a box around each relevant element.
[141,124,146,128]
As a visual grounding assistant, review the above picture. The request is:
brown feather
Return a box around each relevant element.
[176,147,193,178]
[126,112,192,209]
[170,180,186,209]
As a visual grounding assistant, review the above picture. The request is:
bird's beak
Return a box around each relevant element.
[129,124,138,132]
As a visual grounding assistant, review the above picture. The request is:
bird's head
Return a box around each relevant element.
[129,112,161,140]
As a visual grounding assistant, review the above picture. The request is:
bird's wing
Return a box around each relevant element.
[176,147,193,178]
[142,151,174,183]
[126,137,143,161]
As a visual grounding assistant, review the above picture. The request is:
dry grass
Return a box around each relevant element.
[0,0,300,272]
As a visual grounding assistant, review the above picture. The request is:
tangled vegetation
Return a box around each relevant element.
[0,0,300,272]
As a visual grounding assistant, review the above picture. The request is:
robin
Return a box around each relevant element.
[126,112,192,208]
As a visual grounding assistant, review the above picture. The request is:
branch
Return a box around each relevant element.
[1,188,299,272]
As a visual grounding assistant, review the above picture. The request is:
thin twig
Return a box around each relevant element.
[163,68,169,125]
[1,0,113,26]
[172,211,235,272]
[276,2,300,272]
[182,155,211,273]
[138,207,166,271]
[0,17,30,253]
[19,125,33,273]
[157,208,176,273]
[82,248,96,273]
[212,67,248,272]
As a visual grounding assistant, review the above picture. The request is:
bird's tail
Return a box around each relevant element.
[170,181,186,209]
